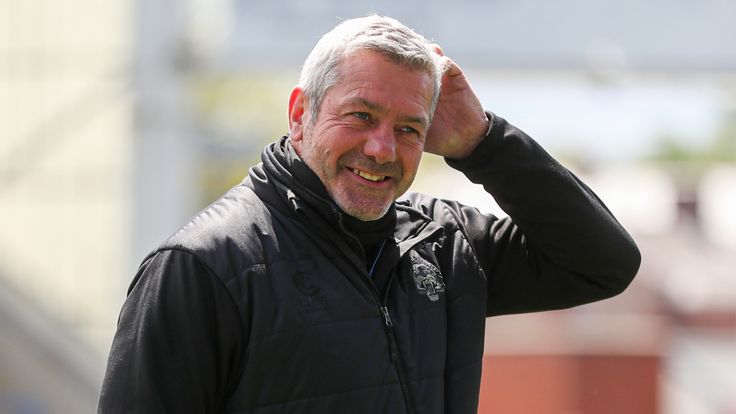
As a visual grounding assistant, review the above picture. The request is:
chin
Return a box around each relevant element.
[339,202,391,222]
[329,185,394,221]
[353,212,387,222]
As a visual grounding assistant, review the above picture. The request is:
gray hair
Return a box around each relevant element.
[299,15,443,123]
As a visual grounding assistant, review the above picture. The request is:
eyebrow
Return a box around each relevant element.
[349,97,429,128]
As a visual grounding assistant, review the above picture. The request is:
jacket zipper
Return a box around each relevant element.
[376,253,417,414]
[336,213,417,414]
[380,304,417,414]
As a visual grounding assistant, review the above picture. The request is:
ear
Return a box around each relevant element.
[288,86,307,142]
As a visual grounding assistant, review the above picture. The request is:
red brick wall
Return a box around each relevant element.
[478,354,660,414]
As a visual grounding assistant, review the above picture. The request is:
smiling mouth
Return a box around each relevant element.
[352,168,387,182]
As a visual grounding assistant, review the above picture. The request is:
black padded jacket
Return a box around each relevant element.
[97,114,641,413]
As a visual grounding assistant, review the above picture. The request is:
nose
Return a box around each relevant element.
[362,124,396,164]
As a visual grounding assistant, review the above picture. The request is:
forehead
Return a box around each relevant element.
[327,51,434,117]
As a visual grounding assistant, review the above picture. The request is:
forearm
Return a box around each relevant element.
[447,114,641,314]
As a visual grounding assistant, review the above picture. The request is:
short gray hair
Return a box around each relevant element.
[299,15,443,123]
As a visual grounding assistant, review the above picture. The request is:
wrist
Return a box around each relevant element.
[448,112,491,160]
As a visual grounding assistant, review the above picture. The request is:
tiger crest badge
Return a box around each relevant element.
[410,253,445,302]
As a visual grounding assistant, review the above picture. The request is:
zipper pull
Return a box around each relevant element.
[380,306,393,327]
[382,306,400,363]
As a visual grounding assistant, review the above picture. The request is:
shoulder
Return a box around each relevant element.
[153,183,272,284]
[397,191,477,232]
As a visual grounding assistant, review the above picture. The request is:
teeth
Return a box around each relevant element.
[353,168,386,182]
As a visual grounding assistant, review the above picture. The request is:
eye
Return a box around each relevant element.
[352,112,370,121]
[398,126,425,145]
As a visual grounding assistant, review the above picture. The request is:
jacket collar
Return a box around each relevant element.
[247,137,397,242]
[247,136,443,255]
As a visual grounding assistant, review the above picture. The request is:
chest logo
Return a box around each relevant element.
[291,259,329,314]
[411,255,445,302]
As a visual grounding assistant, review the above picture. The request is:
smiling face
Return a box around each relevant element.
[289,50,435,221]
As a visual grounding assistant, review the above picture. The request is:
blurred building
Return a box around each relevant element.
[0,1,132,412]
[1,0,735,413]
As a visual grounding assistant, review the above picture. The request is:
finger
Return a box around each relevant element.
[441,57,463,78]
[432,44,444,57]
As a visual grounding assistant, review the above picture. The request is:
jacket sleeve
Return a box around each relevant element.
[445,113,641,316]
[97,248,244,413]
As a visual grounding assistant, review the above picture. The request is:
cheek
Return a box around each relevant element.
[400,146,424,174]
[323,132,361,161]
[306,135,343,175]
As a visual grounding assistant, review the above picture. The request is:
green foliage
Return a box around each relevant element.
[646,112,736,165]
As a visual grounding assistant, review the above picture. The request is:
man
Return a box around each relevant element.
[98,15,640,414]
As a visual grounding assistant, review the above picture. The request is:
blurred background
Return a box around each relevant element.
[1,0,734,413]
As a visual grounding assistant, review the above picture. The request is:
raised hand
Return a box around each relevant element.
[424,47,490,160]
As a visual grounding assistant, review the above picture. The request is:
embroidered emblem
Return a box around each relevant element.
[411,254,445,302]
[291,259,329,313]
